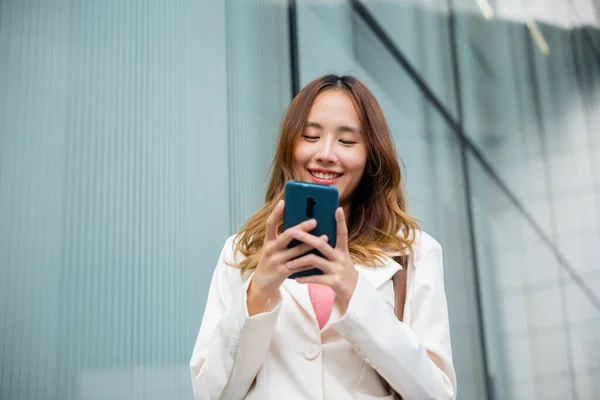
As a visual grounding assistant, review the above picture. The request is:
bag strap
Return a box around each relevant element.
[392,255,408,321]
[389,255,409,400]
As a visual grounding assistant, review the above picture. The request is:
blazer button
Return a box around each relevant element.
[304,347,320,360]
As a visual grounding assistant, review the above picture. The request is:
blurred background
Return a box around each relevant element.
[1,0,599,399]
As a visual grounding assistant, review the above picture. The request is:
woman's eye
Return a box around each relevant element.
[302,135,319,141]
[339,139,357,145]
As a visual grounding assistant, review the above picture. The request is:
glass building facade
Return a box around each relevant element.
[1,0,599,399]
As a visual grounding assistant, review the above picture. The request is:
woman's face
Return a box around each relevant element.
[292,90,368,210]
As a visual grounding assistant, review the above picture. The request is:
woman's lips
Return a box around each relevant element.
[308,169,342,185]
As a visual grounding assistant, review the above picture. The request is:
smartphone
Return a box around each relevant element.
[283,180,338,279]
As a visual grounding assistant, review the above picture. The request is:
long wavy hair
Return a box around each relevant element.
[233,75,420,275]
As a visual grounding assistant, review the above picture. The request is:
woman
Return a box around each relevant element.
[190,75,457,399]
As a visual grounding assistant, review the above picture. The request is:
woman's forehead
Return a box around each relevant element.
[307,91,362,128]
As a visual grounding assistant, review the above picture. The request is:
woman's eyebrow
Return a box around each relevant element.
[336,125,362,134]
[305,121,322,129]
[306,121,362,134]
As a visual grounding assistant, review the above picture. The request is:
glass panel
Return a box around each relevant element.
[468,150,600,399]
[226,0,292,231]
[0,1,290,399]
[355,13,488,400]
[455,3,600,240]
[359,0,458,118]
[298,0,458,117]
[297,4,488,398]
[458,9,600,397]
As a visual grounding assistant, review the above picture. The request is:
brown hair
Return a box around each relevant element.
[233,74,420,275]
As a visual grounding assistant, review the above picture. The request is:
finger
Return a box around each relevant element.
[282,235,328,263]
[280,235,328,261]
[335,207,349,252]
[288,264,326,280]
[280,242,313,262]
[295,275,332,286]
[286,253,332,274]
[277,218,317,249]
[289,229,336,260]
[266,200,284,242]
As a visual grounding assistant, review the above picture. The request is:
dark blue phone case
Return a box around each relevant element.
[283,180,338,279]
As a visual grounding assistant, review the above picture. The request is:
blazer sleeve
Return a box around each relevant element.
[189,236,282,400]
[331,239,457,400]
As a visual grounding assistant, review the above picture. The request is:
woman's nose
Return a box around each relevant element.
[315,139,338,163]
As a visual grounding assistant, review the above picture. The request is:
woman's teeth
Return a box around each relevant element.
[310,171,341,180]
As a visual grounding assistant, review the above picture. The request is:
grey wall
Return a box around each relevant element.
[0,0,288,399]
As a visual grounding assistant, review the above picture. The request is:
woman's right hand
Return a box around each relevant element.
[247,199,326,316]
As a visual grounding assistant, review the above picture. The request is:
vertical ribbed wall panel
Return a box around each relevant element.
[0,1,230,399]
[226,0,291,232]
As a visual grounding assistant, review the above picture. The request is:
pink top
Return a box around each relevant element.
[308,283,336,330]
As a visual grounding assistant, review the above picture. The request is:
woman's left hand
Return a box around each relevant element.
[285,207,359,308]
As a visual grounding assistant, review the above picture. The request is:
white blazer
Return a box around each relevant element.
[190,231,457,400]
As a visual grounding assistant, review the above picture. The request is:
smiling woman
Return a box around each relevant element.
[293,90,367,212]
[190,75,457,400]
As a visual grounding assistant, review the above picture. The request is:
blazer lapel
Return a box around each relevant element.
[324,256,405,331]
[281,256,403,327]
[281,278,315,318]
[355,255,403,289]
